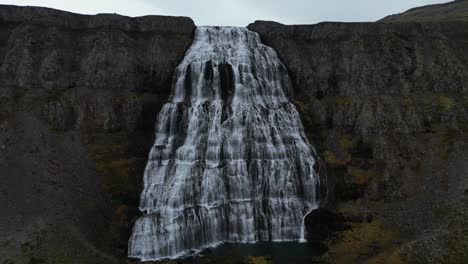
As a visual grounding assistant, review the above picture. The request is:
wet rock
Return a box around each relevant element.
[304,208,347,243]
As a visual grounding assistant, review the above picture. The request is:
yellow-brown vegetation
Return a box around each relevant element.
[349,167,374,185]
[244,256,271,264]
[323,150,351,166]
[437,95,455,109]
[323,220,398,263]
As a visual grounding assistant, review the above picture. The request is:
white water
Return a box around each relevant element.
[128,26,319,261]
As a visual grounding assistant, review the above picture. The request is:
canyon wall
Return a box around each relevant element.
[248,19,468,263]
[0,5,194,263]
[1,2,467,263]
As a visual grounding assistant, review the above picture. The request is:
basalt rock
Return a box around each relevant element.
[1,2,468,263]
[248,18,468,263]
[0,5,194,263]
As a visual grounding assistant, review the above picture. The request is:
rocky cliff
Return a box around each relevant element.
[1,2,467,264]
[0,5,195,263]
[248,17,468,264]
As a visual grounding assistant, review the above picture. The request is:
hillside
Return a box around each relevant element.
[380,0,468,22]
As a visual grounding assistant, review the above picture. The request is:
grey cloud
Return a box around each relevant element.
[145,0,452,26]
[3,0,454,26]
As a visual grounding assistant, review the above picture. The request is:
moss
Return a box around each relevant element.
[94,114,107,127]
[47,126,65,135]
[339,134,354,151]
[437,95,455,109]
[85,131,150,255]
[338,207,368,222]
[409,160,422,175]
[85,131,129,142]
[323,150,350,166]
[94,155,137,196]
[244,256,272,264]
[349,167,374,185]
[89,138,141,198]
[440,151,449,161]
[112,92,141,102]
[323,220,398,263]
[402,96,415,106]
[292,100,310,113]
[441,128,459,144]
[89,143,126,156]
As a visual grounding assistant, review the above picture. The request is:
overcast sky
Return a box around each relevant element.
[0,0,454,26]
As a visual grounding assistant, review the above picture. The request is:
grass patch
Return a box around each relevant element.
[437,95,455,109]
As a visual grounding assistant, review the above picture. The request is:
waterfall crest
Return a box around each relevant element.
[128,26,319,261]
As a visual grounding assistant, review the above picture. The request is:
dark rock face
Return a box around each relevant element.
[0,5,194,93]
[249,21,468,98]
[0,5,194,263]
[249,20,468,263]
[304,208,347,244]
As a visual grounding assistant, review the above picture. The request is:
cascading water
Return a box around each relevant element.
[128,26,319,261]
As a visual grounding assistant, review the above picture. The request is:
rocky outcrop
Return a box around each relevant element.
[0,5,195,263]
[248,20,468,263]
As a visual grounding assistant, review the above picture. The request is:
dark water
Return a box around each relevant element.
[173,242,326,264]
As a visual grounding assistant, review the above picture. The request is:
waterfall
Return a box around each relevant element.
[128,26,319,261]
